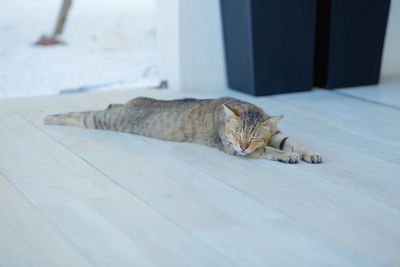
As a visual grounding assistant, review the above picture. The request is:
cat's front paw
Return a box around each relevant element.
[278,153,299,164]
[301,151,322,164]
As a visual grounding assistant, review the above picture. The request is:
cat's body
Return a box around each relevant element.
[44,97,322,164]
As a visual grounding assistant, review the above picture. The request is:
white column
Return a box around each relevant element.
[156,0,227,91]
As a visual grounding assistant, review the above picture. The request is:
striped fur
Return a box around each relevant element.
[44,97,321,164]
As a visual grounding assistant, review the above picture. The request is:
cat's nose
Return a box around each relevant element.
[240,142,250,151]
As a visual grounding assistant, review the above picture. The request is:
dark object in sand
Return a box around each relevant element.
[34,0,72,46]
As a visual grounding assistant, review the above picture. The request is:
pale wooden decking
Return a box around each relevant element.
[1,79,400,267]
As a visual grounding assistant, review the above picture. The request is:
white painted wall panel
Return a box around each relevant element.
[156,0,226,91]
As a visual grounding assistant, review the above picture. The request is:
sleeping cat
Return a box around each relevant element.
[44,97,322,164]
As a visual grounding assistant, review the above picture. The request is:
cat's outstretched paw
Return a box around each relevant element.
[278,153,300,164]
[301,151,322,164]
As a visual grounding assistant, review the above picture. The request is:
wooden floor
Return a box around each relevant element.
[1,77,400,267]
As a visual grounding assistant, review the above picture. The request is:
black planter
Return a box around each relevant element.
[220,0,317,96]
[314,0,391,89]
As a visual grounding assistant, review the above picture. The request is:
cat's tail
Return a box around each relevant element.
[44,103,124,129]
[44,111,93,128]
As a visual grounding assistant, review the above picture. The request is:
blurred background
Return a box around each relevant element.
[0,0,158,99]
[0,0,399,99]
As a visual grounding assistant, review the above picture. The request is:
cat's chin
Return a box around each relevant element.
[235,150,252,156]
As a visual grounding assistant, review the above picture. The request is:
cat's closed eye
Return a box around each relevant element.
[229,131,241,139]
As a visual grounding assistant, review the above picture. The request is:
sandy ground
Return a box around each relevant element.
[0,0,158,99]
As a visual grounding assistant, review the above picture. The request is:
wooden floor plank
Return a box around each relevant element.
[141,134,400,267]
[247,97,400,207]
[13,93,400,266]
[0,113,235,267]
[37,134,391,266]
[195,220,384,267]
[18,99,286,231]
[336,74,400,108]
[0,174,92,267]
[271,89,400,147]
[53,89,400,208]
[1,86,400,267]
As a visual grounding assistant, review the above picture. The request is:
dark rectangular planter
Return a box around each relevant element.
[314,0,391,89]
[220,0,317,96]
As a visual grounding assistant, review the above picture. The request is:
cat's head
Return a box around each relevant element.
[222,104,283,155]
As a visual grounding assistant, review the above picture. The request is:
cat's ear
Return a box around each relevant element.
[222,104,240,119]
[262,114,283,128]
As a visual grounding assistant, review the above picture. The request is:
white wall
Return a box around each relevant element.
[156,0,181,90]
[156,0,226,91]
[179,0,227,91]
[382,0,400,76]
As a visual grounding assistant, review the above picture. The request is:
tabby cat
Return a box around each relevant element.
[44,97,322,164]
